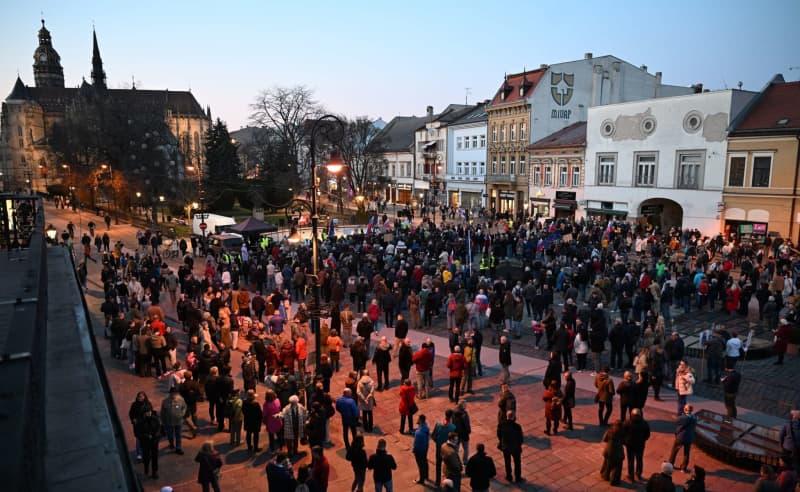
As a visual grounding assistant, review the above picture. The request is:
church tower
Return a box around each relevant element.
[91,28,107,90]
[32,19,65,88]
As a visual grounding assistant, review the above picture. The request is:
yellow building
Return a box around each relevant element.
[724,75,800,243]
[0,21,209,192]
[486,70,542,214]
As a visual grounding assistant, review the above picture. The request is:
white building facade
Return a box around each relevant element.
[583,89,756,235]
[446,103,487,209]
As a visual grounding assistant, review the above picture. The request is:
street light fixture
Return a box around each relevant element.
[306,114,346,369]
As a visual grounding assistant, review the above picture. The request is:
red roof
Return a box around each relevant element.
[489,69,545,106]
[528,121,587,150]
[733,80,800,133]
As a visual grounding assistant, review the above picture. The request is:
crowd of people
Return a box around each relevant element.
[64,205,800,491]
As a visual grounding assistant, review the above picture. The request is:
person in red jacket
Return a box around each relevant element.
[398,379,417,434]
[367,299,381,332]
[412,345,433,399]
[542,381,563,435]
[446,346,466,403]
[295,334,308,374]
[311,445,330,491]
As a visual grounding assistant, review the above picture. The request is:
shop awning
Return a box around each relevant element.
[553,199,577,210]
[585,207,627,217]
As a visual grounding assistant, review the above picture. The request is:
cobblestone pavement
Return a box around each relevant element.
[44,204,781,490]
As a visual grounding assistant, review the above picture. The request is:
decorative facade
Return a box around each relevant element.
[0,20,210,192]
[527,121,586,219]
[583,89,756,235]
[445,102,488,209]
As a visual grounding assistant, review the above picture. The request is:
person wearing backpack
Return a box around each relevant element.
[227,388,244,446]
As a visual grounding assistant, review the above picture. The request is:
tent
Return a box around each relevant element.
[229,217,278,236]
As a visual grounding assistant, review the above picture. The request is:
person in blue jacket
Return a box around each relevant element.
[413,414,430,485]
[335,388,359,452]
[668,404,697,472]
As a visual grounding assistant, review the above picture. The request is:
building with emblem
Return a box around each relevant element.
[724,75,800,242]
[0,20,210,192]
[486,53,694,214]
[445,101,488,209]
[583,88,756,235]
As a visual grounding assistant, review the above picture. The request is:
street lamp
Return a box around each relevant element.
[159,195,166,223]
[307,114,346,369]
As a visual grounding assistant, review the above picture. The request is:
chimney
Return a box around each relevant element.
[584,52,593,60]
[426,106,433,117]
[655,71,662,84]
[692,83,703,94]
[640,64,648,72]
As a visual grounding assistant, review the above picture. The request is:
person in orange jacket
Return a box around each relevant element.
[295,333,308,375]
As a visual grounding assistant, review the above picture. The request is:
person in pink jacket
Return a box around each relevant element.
[262,389,283,452]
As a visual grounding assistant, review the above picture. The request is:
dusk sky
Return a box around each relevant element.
[1,0,798,130]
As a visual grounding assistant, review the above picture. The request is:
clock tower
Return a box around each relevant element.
[33,19,65,88]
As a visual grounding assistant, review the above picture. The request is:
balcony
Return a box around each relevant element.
[486,174,516,184]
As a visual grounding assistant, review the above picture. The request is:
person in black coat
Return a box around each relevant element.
[552,322,571,369]
[398,339,413,382]
[562,370,576,430]
[499,411,524,483]
[590,306,608,371]
[623,408,651,481]
[134,407,162,479]
[543,352,562,390]
[465,443,496,491]
[242,389,263,453]
[250,337,268,382]
[609,320,626,370]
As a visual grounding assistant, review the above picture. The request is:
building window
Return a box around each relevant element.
[597,154,616,185]
[500,156,506,174]
[491,159,497,175]
[471,136,478,148]
[533,166,541,186]
[480,162,485,175]
[471,163,476,175]
[572,166,580,187]
[500,125,506,142]
[456,137,462,150]
[519,155,526,175]
[492,126,497,142]
[559,166,568,187]
[509,157,516,175]
[752,154,772,187]
[480,134,486,148]
[727,155,746,187]
[635,153,657,187]
[677,152,703,189]
[520,122,526,141]
[510,124,516,141]
[544,166,553,186]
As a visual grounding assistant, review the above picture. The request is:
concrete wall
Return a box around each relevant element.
[584,90,756,235]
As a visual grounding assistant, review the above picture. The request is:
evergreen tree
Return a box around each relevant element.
[204,118,241,185]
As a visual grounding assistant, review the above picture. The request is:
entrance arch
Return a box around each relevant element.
[639,198,683,232]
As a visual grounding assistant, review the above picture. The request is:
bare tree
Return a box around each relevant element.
[249,85,323,175]
[340,117,387,197]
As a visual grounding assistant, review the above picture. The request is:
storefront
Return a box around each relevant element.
[498,191,516,214]
[724,220,768,242]
[553,191,577,218]
[530,197,550,217]
[395,184,412,204]
[585,201,628,221]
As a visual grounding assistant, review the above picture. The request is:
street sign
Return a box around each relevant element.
[199,222,207,231]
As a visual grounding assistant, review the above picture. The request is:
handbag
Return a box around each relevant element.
[409,402,419,415]
[120,339,131,350]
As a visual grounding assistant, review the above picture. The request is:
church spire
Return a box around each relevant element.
[91,27,106,90]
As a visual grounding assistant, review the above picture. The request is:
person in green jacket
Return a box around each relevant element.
[227,388,244,446]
